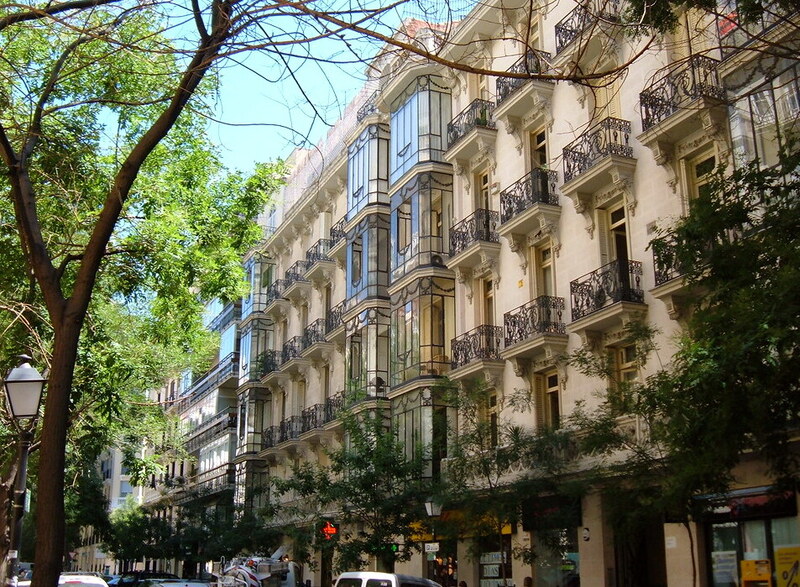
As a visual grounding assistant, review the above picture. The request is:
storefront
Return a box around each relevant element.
[701,487,799,586]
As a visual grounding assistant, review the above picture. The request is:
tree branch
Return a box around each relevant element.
[0,0,122,32]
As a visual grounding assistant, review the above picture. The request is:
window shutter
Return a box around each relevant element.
[597,210,610,265]
[534,373,546,430]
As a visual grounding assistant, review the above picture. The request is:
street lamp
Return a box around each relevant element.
[4,355,47,587]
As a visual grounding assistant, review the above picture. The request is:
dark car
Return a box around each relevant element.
[117,572,179,587]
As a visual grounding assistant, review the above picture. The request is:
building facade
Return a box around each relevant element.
[148,1,799,585]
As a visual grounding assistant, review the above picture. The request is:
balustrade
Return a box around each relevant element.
[500,168,559,224]
[449,209,499,256]
[282,336,304,363]
[266,279,289,304]
[303,318,328,349]
[563,117,632,183]
[329,217,346,247]
[451,325,503,369]
[285,260,310,285]
[326,300,345,334]
[306,239,333,265]
[280,416,303,442]
[496,50,553,103]
[447,99,496,147]
[570,259,644,321]
[555,0,620,54]
[504,296,567,346]
[640,55,725,132]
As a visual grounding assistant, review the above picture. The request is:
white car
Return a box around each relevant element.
[19,574,110,587]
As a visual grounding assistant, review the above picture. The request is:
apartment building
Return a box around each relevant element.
[143,0,799,585]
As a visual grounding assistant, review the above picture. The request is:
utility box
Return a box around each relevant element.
[741,559,772,587]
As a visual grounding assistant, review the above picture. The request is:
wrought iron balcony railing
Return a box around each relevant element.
[449,209,500,257]
[570,259,644,321]
[263,425,280,449]
[184,351,239,399]
[306,238,333,265]
[302,403,326,432]
[563,117,632,183]
[640,55,726,132]
[325,393,344,422]
[282,336,304,363]
[280,416,302,442]
[447,99,496,148]
[329,217,347,247]
[504,296,567,347]
[451,325,503,370]
[256,349,283,379]
[357,90,379,122]
[285,260,310,285]
[500,168,559,224]
[326,300,345,334]
[497,50,553,104]
[266,279,289,304]
[555,0,621,54]
[303,318,328,349]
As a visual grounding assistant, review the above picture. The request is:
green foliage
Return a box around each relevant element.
[276,411,431,572]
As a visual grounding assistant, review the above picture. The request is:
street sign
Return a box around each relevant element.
[425,543,440,553]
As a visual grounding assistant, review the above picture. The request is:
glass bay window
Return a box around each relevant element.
[390,171,452,281]
[345,307,390,403]
[389,76,451,184]
[346,214,390,307]
[390,276,455,387]
[347,124,390,220]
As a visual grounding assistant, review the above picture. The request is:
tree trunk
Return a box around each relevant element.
[32,324,82,587]
[0,471,18,587]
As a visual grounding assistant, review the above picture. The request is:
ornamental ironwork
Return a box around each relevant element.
[330,217,346,246]
[451,325,503,369]
[570,259,644,321]
[262,425,280,449]
[303,318,328,349]
[266,279,289,304]
[306,239,333,265]
[555,0,620,54]
[496,50,554,103]
[447,99,496,148]
[500,168,559,224]
[285,260,310,285]
[356,90,379,122]
[282,336,304,363]
[562,117,632,183]
[280,416,302,442]
[504,296,567,347]
[449,209,500,256]
[325,393,344,422]
[640,55,726,132]
[255,350,282,379]
[326,300,345,334]
[302,404,326,432]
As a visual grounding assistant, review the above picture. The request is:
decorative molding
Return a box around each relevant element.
[455,267,474,302]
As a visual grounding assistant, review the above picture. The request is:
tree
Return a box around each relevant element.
[434,379,583,585]
[276,412,431,572]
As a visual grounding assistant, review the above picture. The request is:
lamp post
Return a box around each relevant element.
[4,355,47,587]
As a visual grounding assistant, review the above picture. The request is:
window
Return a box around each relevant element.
[529,243,554,298]
[535,371,560,429]
[397,200,413,252]
[612,344,639,385]
[350,235,363,287]
[478,390,499,448]
[529,128,548,171]
[347,124,390,218]
[475,171,491,210]
[594,77,622,120]
[480,278,495,326]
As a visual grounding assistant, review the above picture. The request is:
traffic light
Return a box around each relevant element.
[320,521,339,540]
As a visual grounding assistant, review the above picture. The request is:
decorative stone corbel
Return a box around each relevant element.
[509,357,529,379]
[455,267,473,303]
[507,234,529,272]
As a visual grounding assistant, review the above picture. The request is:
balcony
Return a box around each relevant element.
[185,351,240,399]
[258,350,287,387]
[326,300,346,344]
[649,233,701,320]
[638,55,726,166]
[262,425,280,450]
[305,238,336,285]
[301,404,326,433]
[280,416,303,443]
[357,90,379,122]
[493,51,555,151]
[192,463,235,495]
[444,99,497,165]
[325,393,344,423]
[302,318,335,361]
[449,325,505,382]
[328,217,347,263]
[241,292,269,322]
[185,407,237,452]
[283,260,312,304]
[281,336,311,376]
[501,296,568,369]
[561,118,636,216]
[447,209,501,278]
[554,0,622,66]
[264,279,291,320]
[568,259,646,341]
[207,302,241,333]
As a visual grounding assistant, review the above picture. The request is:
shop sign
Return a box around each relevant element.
[425,543,440,553]
[776,546,800,587]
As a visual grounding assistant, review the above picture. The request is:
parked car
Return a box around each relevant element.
[58,574,110,587]
[335,572,441,587]
[140,579,211,587]
[116,572,179,587]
